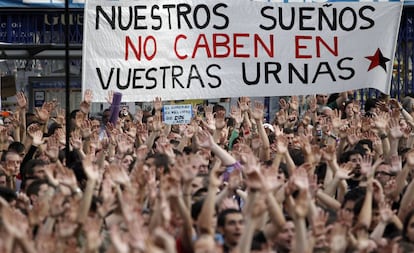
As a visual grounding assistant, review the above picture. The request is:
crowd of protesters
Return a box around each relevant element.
[1,89,414,253]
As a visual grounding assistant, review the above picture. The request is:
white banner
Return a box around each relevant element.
[82,0,403,102]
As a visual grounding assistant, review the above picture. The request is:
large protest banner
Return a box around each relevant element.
[82,0,403,102]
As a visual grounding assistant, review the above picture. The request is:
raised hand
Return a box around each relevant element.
[321,144,336,163]
[16,91,27,109]
[276,109,287,126]
[153,96,163,111]
[53,107,66,126]
[243,151,263,191]
[134,108,143,123]
[152,114,163,132]
[45,136,60,162]
[238,96,250,112]
[2,202,30,239]
[373,111,389,133]
[82,155,99,181]
[272,135,289,154]
[107,163,130,185]
[70,130,82,150]
[336,162,354,179]
[30,128,44,147]
[215,110,226,129]
[390,154,402,172]
[291,167,309,190]
[75,110,85,129]
[308,96,318,113]
[388,118,403,139]
[331,109,343,130]
[196,129,215,149]
[80,119,93,139]
[35,105,50,123]
[136,123,148,143]
[56,168,79,191]
[230,105,243,126]
[83,89,93,104]
[105,90,114,105]
[289,96,299,111]
[252,101,264,121]
[360,155,374,178]
[279,98,289,111]
[379,202,394,223]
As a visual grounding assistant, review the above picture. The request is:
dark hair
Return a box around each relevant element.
[70,109,80,120]
[46,122,62,137]
[327,93,339,105]
[278,162,289,180]
[25,179,49,197]
[217,208,242,227]
[22,159,47,179]
[8,142,25,155]
[355,139,373,155]
[341,187,366,208]
[289,148,305,166]
[0,186,17,203]
[353,194,379,218]
[191,199,205,221]
[213,104,225,114]
[340,149,365,164]
[251,231,267,251]
[364,98,377,113]
[342,100,354,118]
[20,159,47,190]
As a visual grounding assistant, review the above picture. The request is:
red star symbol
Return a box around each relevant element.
[365,48,390,72]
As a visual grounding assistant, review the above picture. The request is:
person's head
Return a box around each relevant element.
[364,98,378,114]
[70,109,80,130]
[342,100,354,119]
[0,186,17,206]
[341,187,366,226]
[119,109,133,131]
[341,149,364,180]
[145,153,170,179]
[191,174,208,195]
[273,217,295,252]
[263,123,274,135]
[5,151,22,176]
[217,208,244,248]
[22,159,47,181]
[355,139,373,156]
[101,108,111,125]
[320,106,333,117]
[283,128,295,147]
[353,196,380,231]
[192,199,218,233]
[144,115,154,131]
[25,179,51,205]
[121,154,135,172]
[7,141,25,157]
[316,94,329,106]
[403,209,414,243]
[251,231,269,252]
[375,163,396,187]
[402,95,414,113]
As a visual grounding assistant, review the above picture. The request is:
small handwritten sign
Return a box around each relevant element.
[163,104,193,125]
